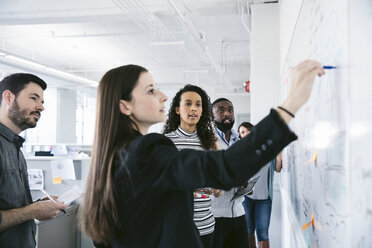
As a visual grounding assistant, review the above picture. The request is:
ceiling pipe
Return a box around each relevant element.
[242,0,253,37]
[167,0,234,91]
[112,0,176,42]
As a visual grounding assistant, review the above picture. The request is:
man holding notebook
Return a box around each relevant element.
[0,73,66,248]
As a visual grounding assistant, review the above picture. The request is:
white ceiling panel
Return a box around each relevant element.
[0,0,254,93]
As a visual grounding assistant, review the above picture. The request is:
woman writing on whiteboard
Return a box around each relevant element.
[81,60,325,247]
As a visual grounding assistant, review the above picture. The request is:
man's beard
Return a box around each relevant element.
[8,100,39,131]
[215,118,235,132]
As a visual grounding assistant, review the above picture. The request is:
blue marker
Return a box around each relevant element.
[322,65,336,69]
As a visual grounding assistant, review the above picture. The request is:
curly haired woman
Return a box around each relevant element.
[163,84,221,248]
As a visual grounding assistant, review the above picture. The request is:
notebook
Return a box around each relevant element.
[58,185,83,206]
[230,177,260,201]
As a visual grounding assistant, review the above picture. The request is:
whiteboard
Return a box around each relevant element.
[280,0,372,247]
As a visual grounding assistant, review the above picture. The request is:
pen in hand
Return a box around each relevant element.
[322,65,336,69]
[40,189,67,214]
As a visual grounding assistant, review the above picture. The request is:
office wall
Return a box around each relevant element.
[57,88,77,143]
[23,87,58,143]
[250,3,280,125]
[250,4,282,248]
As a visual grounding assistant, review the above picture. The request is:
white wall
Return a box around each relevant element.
[57,88,77,143]
[23,87,58,143]
[213,94,250,115]
[250,3,280,125]
[250,4,281,248]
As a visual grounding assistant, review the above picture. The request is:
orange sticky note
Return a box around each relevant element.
[53,177,62,184]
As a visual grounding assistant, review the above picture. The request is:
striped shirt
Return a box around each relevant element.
[165,127,215,236]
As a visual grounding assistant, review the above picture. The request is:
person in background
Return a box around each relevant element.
[238,122,283,248]
[0,73,66,248]
[211,98,249,248]
[81,61,325,247]
[163,84,222,248]
[237,122,253,140]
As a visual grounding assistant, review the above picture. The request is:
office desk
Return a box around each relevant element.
[27,157,94,248]
[36,204,78,248]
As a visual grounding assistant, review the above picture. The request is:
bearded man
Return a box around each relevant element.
[0,73,66,248]
[211,98,249,248]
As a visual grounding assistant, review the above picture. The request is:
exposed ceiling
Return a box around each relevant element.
[0,0,266,93]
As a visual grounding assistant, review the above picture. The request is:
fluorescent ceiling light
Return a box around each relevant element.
[0,50,98,87]
[6,55,46,69]
[45,67,97,86]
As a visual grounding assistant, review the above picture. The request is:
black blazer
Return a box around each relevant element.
[110,109,297,248]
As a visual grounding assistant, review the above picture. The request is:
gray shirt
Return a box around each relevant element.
[248,163,270,200]
[0,122,36,248]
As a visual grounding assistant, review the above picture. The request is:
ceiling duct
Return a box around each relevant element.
[112,0,177,42]
[167,0,234,91]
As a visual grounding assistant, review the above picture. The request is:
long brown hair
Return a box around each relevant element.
[163,84,217,150]
[81,64,147,244]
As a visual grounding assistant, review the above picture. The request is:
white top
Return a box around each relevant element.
[165,127,215,236]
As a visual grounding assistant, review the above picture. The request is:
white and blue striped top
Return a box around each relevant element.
[165,127,215,236]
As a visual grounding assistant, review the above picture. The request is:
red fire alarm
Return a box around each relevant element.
[244,81,250,93]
